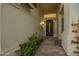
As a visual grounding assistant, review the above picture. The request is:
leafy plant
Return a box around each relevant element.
[15,42,33,56]
[15,33,43,56]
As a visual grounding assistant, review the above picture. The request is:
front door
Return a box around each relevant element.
[46,20,53,36]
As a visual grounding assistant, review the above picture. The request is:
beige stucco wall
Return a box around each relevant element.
[62,4,70,55]
[1,3,42,54]
[0,3,1,54]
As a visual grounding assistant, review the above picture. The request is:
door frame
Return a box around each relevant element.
[46,20,54,36]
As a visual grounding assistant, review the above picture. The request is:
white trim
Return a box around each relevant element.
[28,3,35,9]
[58,4,64,13]
[1,46,19,56]
[5,47,19,56]
[9,3,21,9]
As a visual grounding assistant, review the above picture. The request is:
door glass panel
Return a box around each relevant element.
[49,23,51,33]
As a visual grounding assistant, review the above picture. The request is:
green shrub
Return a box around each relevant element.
[15,42,33,56]
[15,33,43,56]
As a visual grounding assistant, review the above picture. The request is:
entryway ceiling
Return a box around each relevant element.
[37,3,61,15]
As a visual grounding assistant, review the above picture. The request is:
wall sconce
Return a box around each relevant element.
[40,21,45,25]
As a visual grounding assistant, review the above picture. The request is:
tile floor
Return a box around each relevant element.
[34,37,67,56]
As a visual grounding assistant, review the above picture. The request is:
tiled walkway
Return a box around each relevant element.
[34,37,67,56]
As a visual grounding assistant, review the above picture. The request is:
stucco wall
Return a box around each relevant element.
[1,3,42,55]
[62,4,70,55]
[0,3,1,54]
[62,3,79,56]
[67,3,79,56]
[58,14,62,40]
